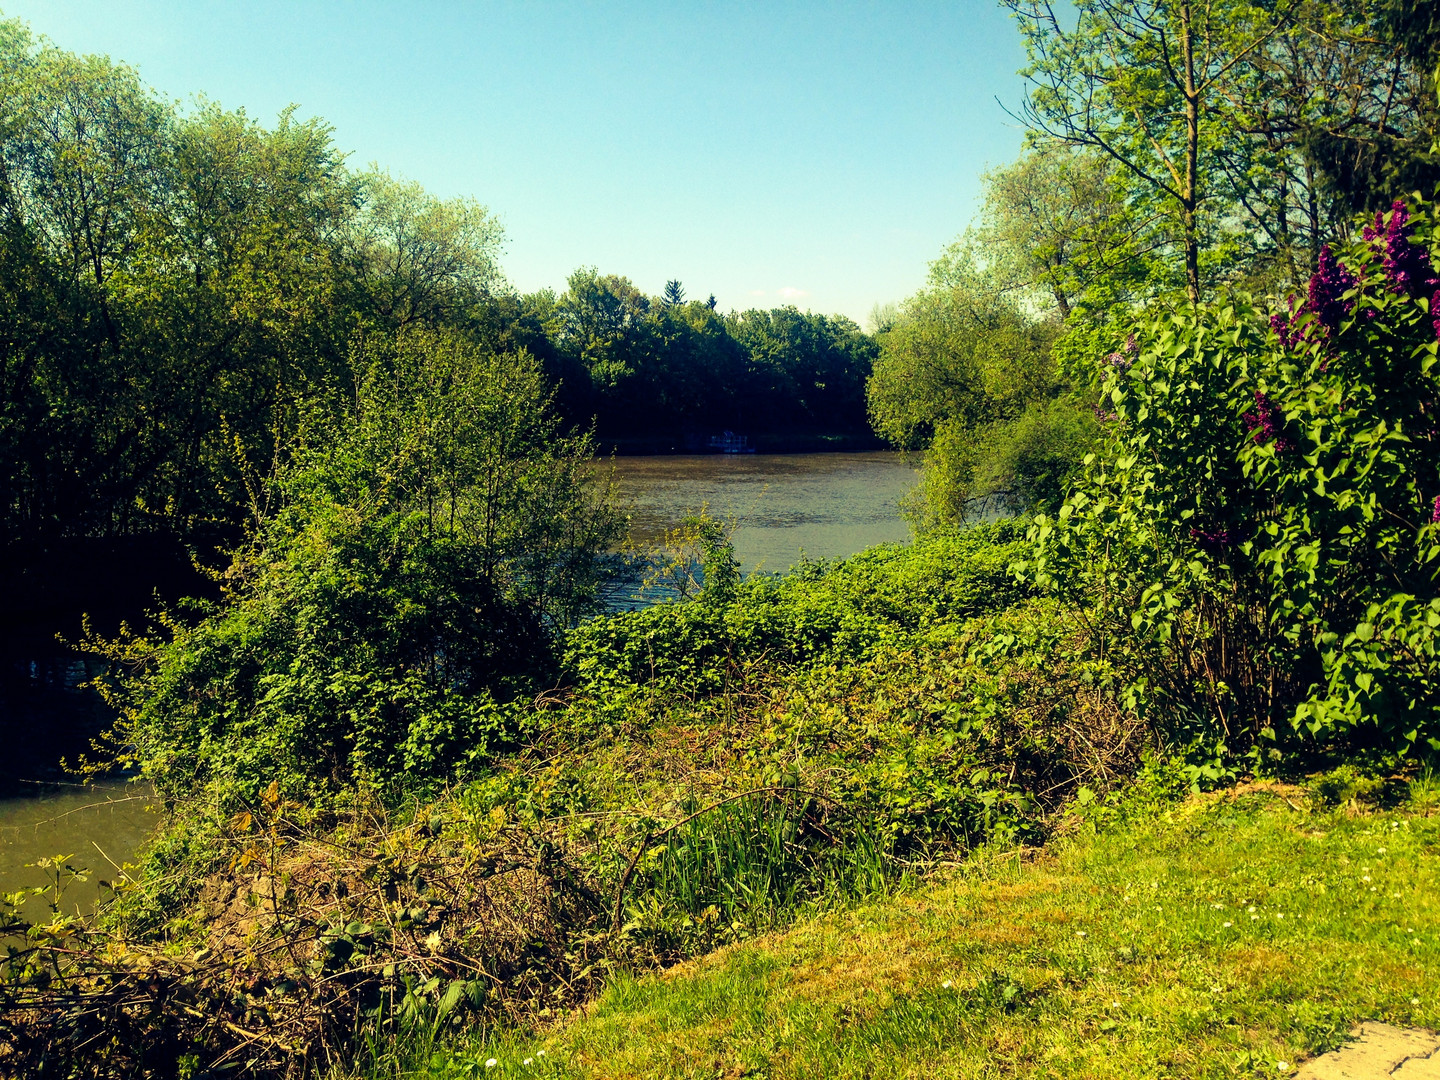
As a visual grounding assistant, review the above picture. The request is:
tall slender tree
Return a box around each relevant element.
[1006,0,1293,302]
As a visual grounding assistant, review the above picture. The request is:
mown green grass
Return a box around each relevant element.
[394,778,1439,1080]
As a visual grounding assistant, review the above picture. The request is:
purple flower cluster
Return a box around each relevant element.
[1364,200,1436,298]
[1307,244,1359,332]
[1432,494,1440,524]
[1189,524,1234,553]
[1105,333,1139,372]
[1363,200,1440,341]
[1270,246,1358,350]
[1273,201,1440,350]
[1269,296,1302,350]
[1243,390,1290,451]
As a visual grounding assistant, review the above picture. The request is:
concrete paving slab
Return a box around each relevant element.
[1295,1023,1440,1079]
[1393,1053,1440,1079]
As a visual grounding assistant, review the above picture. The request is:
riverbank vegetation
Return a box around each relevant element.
[4,2,1440,1077]
[869,0,1440,528]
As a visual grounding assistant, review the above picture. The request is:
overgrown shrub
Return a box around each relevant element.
[566,520,1032,696]
[11,516,1141,1078]
[1028,194,1440,765]
[95,330,622,811]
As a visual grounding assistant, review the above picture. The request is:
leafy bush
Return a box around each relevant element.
[565,520,1033,696]
[98,330,622,808]
[25,510,1146,1078]
[566,591,1137,954]
[910,397,1101,528]
[1028,195,1440,763]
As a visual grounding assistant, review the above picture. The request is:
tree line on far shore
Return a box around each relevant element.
[0,19,875,555]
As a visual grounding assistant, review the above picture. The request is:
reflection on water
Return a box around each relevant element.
[0,779,156,923]
[0,650,112,795]
[0,618,166,917]
[607,450,918,570]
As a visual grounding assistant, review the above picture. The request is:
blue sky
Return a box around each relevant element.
[5,1,1029,323]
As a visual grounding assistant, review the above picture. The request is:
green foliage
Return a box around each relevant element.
[1307,764,1397,809]
[0,19,879,558]
[867,254,1057,452]
[458,784,1440,1079]
[974,147,1162,321]
[566,521,1032,696]
[686,513,740,604]
[623,794,895,952]
[548,269,877,438]
[725,306,877,434]
[1066,752,1194,831]
[908,399,1101,529]
[866,239,1094,528]
[1028,195,1440,762]
[27,513,1163,1075]
[1303,0,1440,214]
[101,331,622,808]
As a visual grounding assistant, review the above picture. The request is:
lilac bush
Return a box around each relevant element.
[1030,194,1440,764]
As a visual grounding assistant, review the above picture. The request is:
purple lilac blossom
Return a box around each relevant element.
[1432,494,1440,524]
[1365,200,1436,298]
[1103,332,1139,372]
[1307,245,1358,332]
[1243,390,1290,451]
[1272,248,1361,350]
[1270,297,1302,350]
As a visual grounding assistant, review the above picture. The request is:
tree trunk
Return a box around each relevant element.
[1181,1,1201,304]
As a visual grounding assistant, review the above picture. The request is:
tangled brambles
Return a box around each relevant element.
[1,787,612,1079]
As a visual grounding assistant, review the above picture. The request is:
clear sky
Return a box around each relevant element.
[3,1,1029,324]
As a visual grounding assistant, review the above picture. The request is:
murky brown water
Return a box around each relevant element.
[607,451,917,571]
[0,780,156,924]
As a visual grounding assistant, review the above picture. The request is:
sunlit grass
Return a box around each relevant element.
[413,780,1439,1079]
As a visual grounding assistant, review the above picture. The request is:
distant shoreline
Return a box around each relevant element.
[593,431,887,456]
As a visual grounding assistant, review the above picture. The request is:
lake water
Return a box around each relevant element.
[0,451,919,906]
[607,450,917,576]
[0,780,156,923]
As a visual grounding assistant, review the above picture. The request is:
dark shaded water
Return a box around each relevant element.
[0,453,919,901]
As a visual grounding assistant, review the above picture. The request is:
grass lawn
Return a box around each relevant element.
[388,779,1440,1079]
